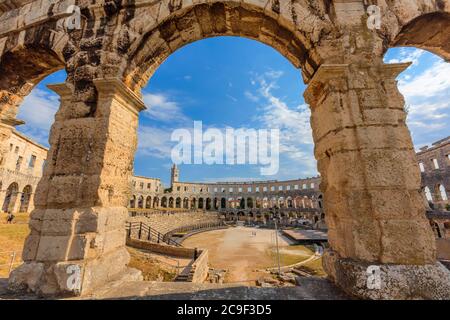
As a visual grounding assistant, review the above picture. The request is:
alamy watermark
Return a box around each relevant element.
[171,121,280,176]
[367,5,382,30]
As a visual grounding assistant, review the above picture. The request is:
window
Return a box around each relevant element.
[424,186,433,202]
[214,187,218,192]
[247,187,252,192]
[286,185,291,190]
[311,183,315,189]
[294,184,299,190]
[184,186,188,191]
[177,186,181,191]
[139,182,144,189]
[222,188,225,193]
[229,188,233,193]
[303,184,307,189]
[192,187,196,192]
[432,158,439,169]
[255,187,260,192]
[439,185,448,201]
[271,186,275,191]
[9,144,13,151]
[132,181,136,187]
[16,156,23,171]
[238,187,242,192]
[278,186,283,191]
[14,146,19,153]
[263,186,267,192]
[419,162,425,172]
[147,183,151,189]
[28,155,37,168]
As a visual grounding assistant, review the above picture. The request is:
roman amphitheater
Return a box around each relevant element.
[0,0,450,300]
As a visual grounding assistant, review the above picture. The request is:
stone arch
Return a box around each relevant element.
[205,198,212,210]
[145,196,152,208]
[169,197,174,208]
[183,197,189,209]
[153,197,160,208]
[390,12,450,61]
[137,195,144,208]
[122,1,331,92]
[176,197,181,208]
[129,195,136,208]
[246,197,253,209]
[2,182,19,212]
[161,196,168,208]
[0,29,68,120]
[198,197,204,209]
[19,185,33,213]
[191,197,197,209]
[220,197,226,209]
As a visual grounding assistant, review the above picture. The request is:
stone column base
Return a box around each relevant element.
[7,206,143,296]
[8,247,143,297]
[323,250,450,299]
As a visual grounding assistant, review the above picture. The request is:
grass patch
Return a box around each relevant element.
[0,213,30,277]
[267,245,315,267]
[127,247,177,281]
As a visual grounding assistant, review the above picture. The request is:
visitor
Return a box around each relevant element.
[6,211,15,224]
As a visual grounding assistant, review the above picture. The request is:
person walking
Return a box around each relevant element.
[6,211,15,224]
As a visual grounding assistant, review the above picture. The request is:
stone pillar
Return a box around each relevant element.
[8,78,144,296]
[304,62,450,299]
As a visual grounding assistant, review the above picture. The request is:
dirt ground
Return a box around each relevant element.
[183,226,316,285]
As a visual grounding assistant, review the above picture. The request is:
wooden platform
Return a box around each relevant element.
[282,229,328,244]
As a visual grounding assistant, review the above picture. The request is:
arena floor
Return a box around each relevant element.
[182,226,315,285]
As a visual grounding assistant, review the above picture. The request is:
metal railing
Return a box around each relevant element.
[126,221,182,247]
[163,221,226,242]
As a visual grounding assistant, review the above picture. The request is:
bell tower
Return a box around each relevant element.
[170,163,179,188]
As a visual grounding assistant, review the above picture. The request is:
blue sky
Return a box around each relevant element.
[17,37,450,186]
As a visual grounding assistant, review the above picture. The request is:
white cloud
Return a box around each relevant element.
[137,125,174,158]
[387,47,424,65]
[143,92,188,123]
[399,60,450,98]
[244,91,259,102]
[248,71,316,176]
[16,88,60,146]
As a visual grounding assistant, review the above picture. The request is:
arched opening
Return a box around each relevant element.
[145,196,152,209]
[206,198,212,210]
[246,197,253,209]
[438,185,448,201]
[161,197,168,208]
[19,185,32,213]
[137,196,144,209]
[129,195,136,208]
[169,197,174,208]
[220,197,226,209]
[2,182,19,212]
[198,198,204,209]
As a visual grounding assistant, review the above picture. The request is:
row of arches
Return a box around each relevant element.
[0,182,33,213]
[128,194,321,210]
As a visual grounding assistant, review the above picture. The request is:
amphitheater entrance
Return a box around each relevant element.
[2,0,450,299]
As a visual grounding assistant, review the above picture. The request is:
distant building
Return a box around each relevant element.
[0,130,47,213]
[417,136,450,210]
